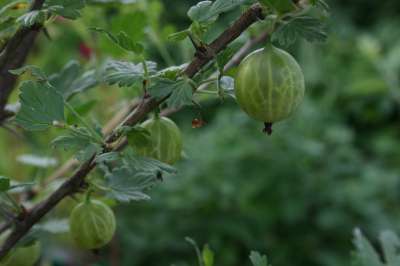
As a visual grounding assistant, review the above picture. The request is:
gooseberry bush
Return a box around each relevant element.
[0,0,331,264]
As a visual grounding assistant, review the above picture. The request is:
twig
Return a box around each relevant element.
[0,3,264,258]
[0,0,46,124]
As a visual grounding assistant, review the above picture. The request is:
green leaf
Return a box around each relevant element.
[9,65,47,81]
[353,228,383,266]
[52,127,101,161]
[91,28,144,54]
[158,64,187,80]
[0,176,10,192]
[148,78,193,109]
[104,167,156,202]
[122,148,177,175]
[261,0,294,14]
[115,31,144,54]
[16,10,47,27]
[249,251,270,266]
[95,152,120,163]
[166,80,193,109]
[209,0,252,18]
[380,231,400,266]
[272,16,327,46]
[102,149,176,203]
[49,60,98,99]
[105,60,157,87]
[202,245,214,266]
[46,0,85,20]
[15,81,65,131]
[76,143,101,161]
[188,0,251,23]
[188,1,216,23]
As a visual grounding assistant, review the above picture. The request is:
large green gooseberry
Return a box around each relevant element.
[69,200,116,250]
[133,116,183,165]
[234,44,305,134]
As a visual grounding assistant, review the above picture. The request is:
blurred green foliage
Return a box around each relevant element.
[1,0,400,265]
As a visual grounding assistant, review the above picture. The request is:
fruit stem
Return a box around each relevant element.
[263,122,273,135]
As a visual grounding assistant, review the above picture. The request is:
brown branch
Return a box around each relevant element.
[0,3,264,258]
[0,0,45,124]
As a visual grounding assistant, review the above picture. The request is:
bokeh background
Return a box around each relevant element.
[1,0,400,265]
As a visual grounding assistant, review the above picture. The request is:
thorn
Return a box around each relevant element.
[262,122,273,135]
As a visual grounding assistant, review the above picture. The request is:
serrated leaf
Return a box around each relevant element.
[16,10,47,27]
[75,143,101,161]
[95,152,120,163]
[9,65,47,81]
[52,127,100,161]
[105,60,157,87]
[188,0,250,23]
[122,148,177,175]
[166,81,193,109]
[15,81,65,131]
[49,60,98,99]
[105,167,156,202]
[272,16,327,46]
[209,0,252,18]
[46,0,85,19]
[249,251,270,266]
[0,177,10,192]
[115,31,144,53]
[148,78,193,109]
[91,28,144,54]
[158,64,187,80]
[202,245,214,266]
[379,231,400,266]
[101,149,177,203]
[353,228,383,266]
[188,1,216,23]
[52,127,92,150]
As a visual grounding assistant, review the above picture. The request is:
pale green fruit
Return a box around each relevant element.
[235,45,305,131]
[135,116,183,165]
[0,240,41,266]
[69,200,116,249]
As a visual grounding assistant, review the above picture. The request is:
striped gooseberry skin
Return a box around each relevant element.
[235,45,305,124]
[69,200,116,250]
[137,116,182,165]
